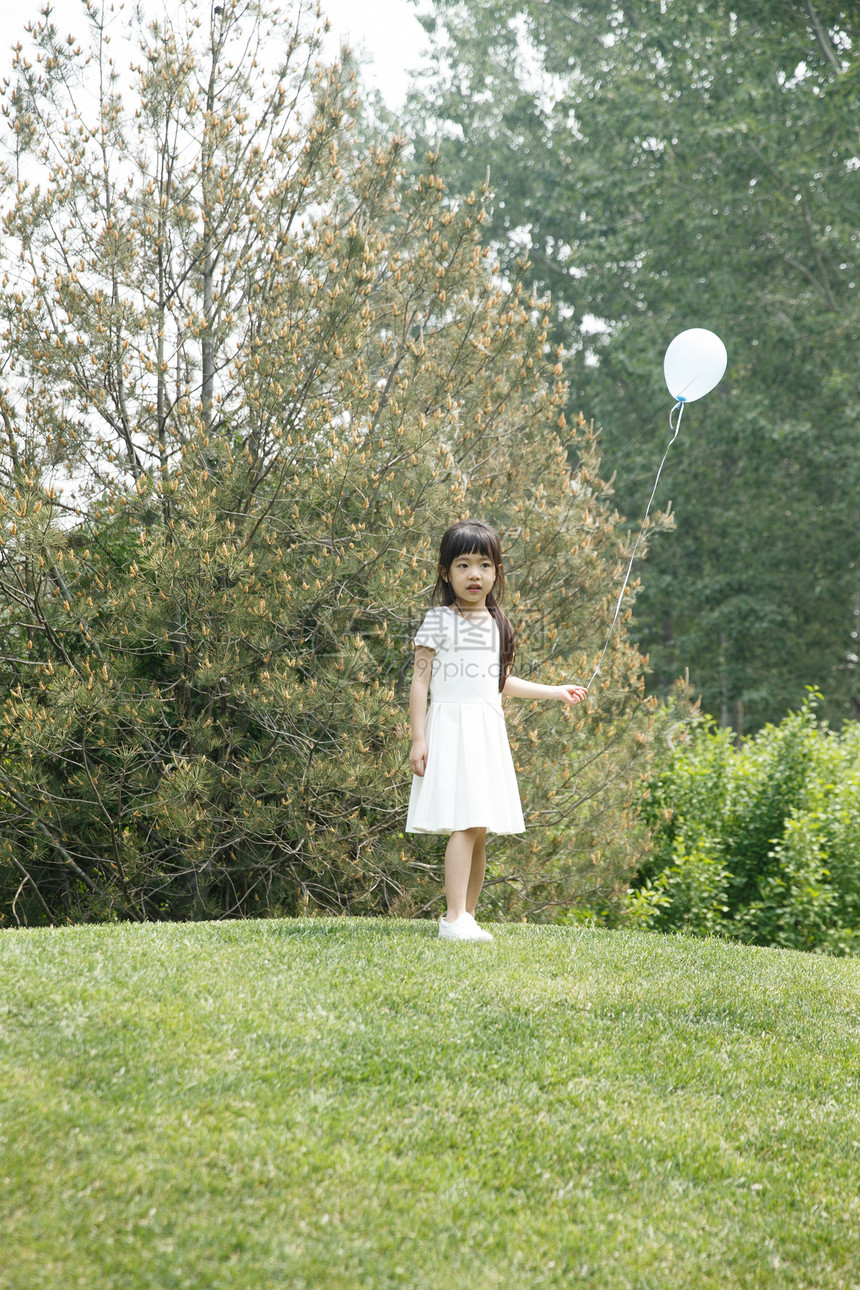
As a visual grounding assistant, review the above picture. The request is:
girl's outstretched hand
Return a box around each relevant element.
[558,684,588,707]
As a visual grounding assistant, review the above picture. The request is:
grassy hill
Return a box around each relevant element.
[1,918,858,1289]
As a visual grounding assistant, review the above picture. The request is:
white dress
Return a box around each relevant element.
[405,605,526,835]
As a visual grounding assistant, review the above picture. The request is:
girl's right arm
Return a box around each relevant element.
[409,646,434,776]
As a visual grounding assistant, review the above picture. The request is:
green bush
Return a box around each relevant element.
[622,693,860,955]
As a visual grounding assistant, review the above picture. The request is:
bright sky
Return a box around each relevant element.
[0,0,431,111]
[319,0,431,109]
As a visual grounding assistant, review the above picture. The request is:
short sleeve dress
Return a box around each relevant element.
[405,605,526,835]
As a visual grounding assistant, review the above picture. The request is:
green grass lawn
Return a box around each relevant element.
[1,918,859,1289]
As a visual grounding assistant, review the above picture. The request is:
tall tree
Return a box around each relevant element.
[0,0,664,926]
[406,0,860,733]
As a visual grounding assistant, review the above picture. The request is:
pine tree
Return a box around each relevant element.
[0,0,666,926]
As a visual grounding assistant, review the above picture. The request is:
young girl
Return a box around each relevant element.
[406,519,588,942]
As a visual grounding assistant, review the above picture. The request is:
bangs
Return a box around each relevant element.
[445,524,496,564]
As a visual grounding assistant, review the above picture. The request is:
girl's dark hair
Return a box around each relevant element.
[429,519,515,693]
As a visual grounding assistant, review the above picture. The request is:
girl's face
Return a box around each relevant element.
[442,549,498,609]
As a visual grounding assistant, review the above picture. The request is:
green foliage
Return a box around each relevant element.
[405,0,860,733]
[625,692,860,954]
[0,0,660,926]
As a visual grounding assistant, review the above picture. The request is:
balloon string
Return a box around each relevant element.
[586,398,685,692]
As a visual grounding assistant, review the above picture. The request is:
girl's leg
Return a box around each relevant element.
[444,826,481,922]
[466,827,487,916]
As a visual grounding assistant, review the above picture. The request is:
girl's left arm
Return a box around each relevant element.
[502,674,588,706]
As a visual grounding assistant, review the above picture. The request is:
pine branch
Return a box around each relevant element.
[0,765,141,921]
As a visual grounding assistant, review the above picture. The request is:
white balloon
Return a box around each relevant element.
[663,328,727,403]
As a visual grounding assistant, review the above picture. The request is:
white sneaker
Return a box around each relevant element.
[438,913,493,942]
[463,912,493,942]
